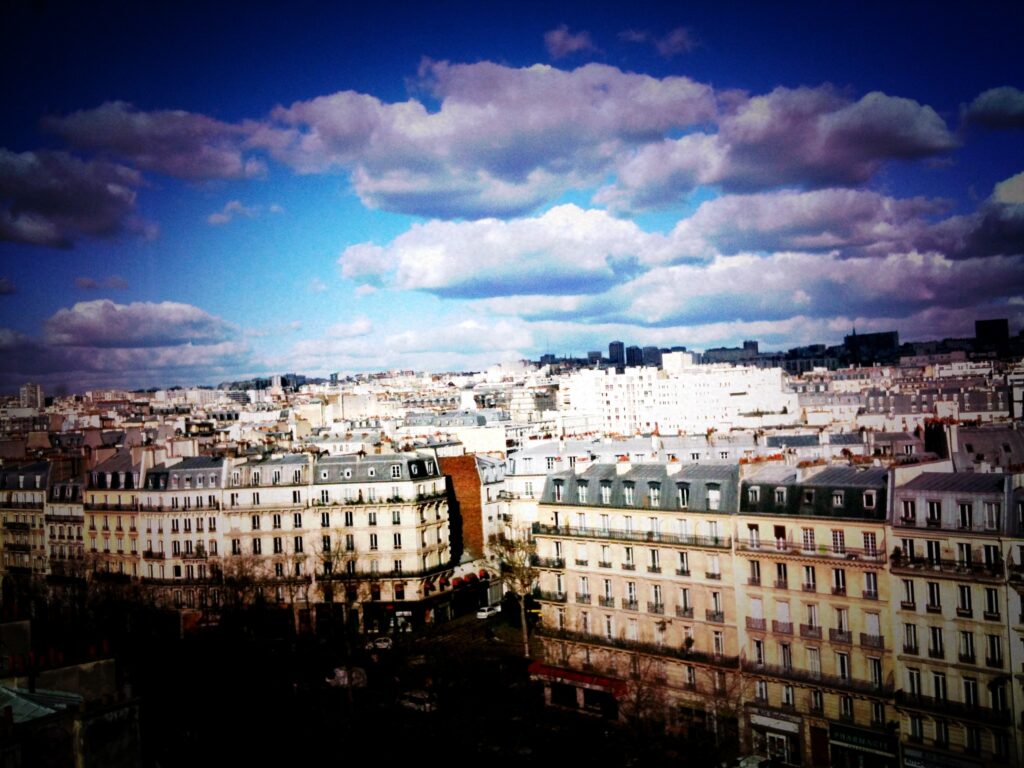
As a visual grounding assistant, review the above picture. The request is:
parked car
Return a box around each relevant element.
[476,604,501,619]
[365,636,393,651]
[397,689,437,712]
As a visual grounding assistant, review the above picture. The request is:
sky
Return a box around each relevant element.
[1,1,1023,393]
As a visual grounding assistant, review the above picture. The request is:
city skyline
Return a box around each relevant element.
[1,2,1023,391]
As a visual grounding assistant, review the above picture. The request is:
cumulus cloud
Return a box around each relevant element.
[43,101,262,180]
[338,204,671,297]
[0,149,148,248]
[325,316,373,338]
[0,277,14,295]
[962,86,1024,130]
[599,86,956,210]
[252,60,716,217]
[668,188,946,258]
[43,300,236,348]
[544,25,598,59]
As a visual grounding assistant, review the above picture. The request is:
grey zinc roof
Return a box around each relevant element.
[803,467,888,489]
[93,450,139,474]
[745,465,799,484]
[766,434,819,448]
[899,472,1006,495]
[830,433,864,446]
[313,453,438,484]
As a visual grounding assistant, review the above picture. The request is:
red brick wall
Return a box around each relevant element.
[440,455,484,559]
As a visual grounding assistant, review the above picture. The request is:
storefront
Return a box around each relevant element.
[829,723,898,768]
[749,710,802,766]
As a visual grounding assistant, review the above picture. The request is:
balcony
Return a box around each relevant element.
[538,626,740,669]
[985,656,1004,669]
[575,592,591,605]
[925,518,941,528]
[772,620,794,635]
[925,603,942,614]
[647,566,662,574]
[958,652,975,664]
[536,590,567,603]
[6,543,30,553]
[829,629,853,644]
[598,596,615,608]
[774,579,789,590]
[862,590,879,600]
[621,563,636,571]
[802,582,816,592]
[928,647,945,659]
[676,606,694,619]
[860,633,885,649]
[747,577,761,586]
[800,624,822,639]
[736,540,886,564]
[676,568,690,577]
[597,561,612,569]
[533,522,731,550]
[831,585,847,596]
[895,691,1011,725]
[706,610,725,623]
[2,521,29,532]
[900,600,916,610]
[956,607,973,618]
[983,610,1001,622]
[647,602,665,615]
[532,556,565,569]
[742,661,892,696]
[705,572,721,580]
[574,559,589,567]
[747,617,767,631]
[890,554,1004,582]
[903,644,919,655]
[621,599,639,611]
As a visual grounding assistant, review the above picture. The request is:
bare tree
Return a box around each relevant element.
[487,530,537,658]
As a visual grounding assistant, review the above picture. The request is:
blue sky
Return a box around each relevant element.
[1,1,1022,392]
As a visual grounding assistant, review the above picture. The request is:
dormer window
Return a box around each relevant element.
[748,487,760,504]
[426,461,434,474]
[411,465,419,476]
[600,482,612,505]
[775,488,786,504]
[553,481,564,502]
[577,482,588,504]
[677,484,689,509]
[832,491,844,507]
[863,491,876,509]
[344,469,352,479]
[252,472,261,485]
[391,464,402,479]
[623,483,635,506]
[368,468,376,478]
[648,484,661,506]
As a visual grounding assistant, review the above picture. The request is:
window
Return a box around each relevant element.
[601,482,612,504]
[958,503,973,529]
[983,502,1001,530]
[801,528,815,550]
[864,571,878,598]
[775,488,786,504]
[927,581,941,611]
[251,515,260,530]
[839,695,853,719]
[273,513,281,529]
[862,532,877,556]
[677,485,689,508]
[831,529,845,554]
[901,499,916,522]
[293,536,303,553]
[231,539,241,555]
[810,689,823,712]
[929,626,944,657]
[707,487,720,511]
[803,565,816,591]
[577,484,588,504]
[623,484,635,506]
[344,510,353,526]
[649,484,660,506]
[345,534,354,552]
[832,568,846,594]
[984,587,1000,618]
[320,511,330,528]
[393,533,402,549]
[986,634,1002,665]
[902,579,916,606]
[836,652,850,680]
[863,491,875,509]
[252,539,262,555]
[273,537,283,554]
[369,533,378,551]
[392,509,401,525]
[391,464,402,479]
[293,512,302,527]
[368,511,377,526]
[957,585,972,614]
[748,487,760,504]
[755,680,768,701]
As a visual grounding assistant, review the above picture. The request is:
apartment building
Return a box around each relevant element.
[45,479,85,579]
[531,461,742,737]
[0,463,50,578]
[890,472,1019,768]
[738,465,896,767]
[85,450,144,579]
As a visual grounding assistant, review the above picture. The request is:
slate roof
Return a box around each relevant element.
[899,472,1006,494]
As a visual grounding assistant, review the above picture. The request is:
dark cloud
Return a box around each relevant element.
[655,27,697,57]
[43,300,236,348]
[0,149,147,248]
[43,101,265,181]
[74,277,99,289]
[962,86,1024,130]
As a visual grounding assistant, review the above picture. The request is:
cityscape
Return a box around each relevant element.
[2,2,1024,767]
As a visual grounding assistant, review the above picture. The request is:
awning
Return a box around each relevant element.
[527,660,627,696]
